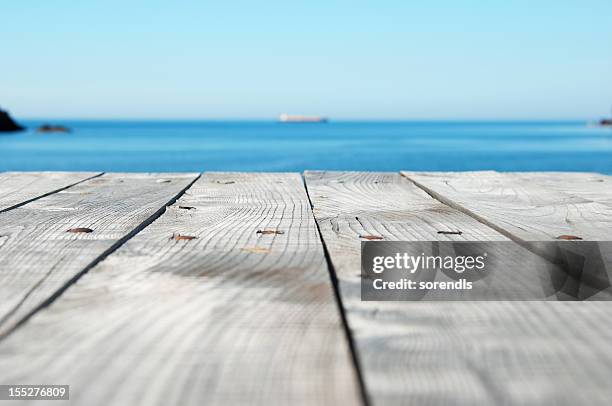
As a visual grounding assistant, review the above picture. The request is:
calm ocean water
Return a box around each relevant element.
[1,120,611,173]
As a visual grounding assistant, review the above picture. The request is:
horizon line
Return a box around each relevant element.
[14,116,595,122]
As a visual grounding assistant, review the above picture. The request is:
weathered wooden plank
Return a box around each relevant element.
[0,171,101,213]
[508,172,612,208]
[305,171,612,406]
[402,171,612,241]
[0,173,361,406]
[0,172,198,336]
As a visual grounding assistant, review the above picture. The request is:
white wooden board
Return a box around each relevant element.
[0,173,361,406]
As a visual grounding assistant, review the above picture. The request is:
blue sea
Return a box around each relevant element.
[1,120,611,173]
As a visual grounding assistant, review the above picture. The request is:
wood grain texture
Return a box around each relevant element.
[508,172,612,208]
[403,171,612,241]
[0,171,101,213]
[304,171,612,406]
[0,172,198,336]
[0,173,361,406]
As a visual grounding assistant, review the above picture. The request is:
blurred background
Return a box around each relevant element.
[1,1,611,172]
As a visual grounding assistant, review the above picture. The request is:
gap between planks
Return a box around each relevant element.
[0,172,362,406]
[0,172,104,214]
[0,173,201,339]
[302,174,372,406]
[303,170,612,406]
[402,170,612,242]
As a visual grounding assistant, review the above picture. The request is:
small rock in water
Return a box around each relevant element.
[0,109,25,132]
[37,124,71,133]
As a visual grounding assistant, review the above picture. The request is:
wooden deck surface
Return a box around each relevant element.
[0,171,611,406]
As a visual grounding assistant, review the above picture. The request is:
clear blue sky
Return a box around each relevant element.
[2,0,611,119]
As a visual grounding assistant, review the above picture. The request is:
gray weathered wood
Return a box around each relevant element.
[305,171,612,406]
[509,172,612,208]
[403,171,612,241]
[0,172,198,336]
[0,171,101,213]
[0,173,361,406]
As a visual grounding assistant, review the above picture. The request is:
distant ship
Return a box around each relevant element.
[279,113,328,123]
[599,106,612,126]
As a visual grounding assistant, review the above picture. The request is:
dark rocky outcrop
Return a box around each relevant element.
[37,124,71,133]
[600,118,612,126]
[0,109,25,132]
